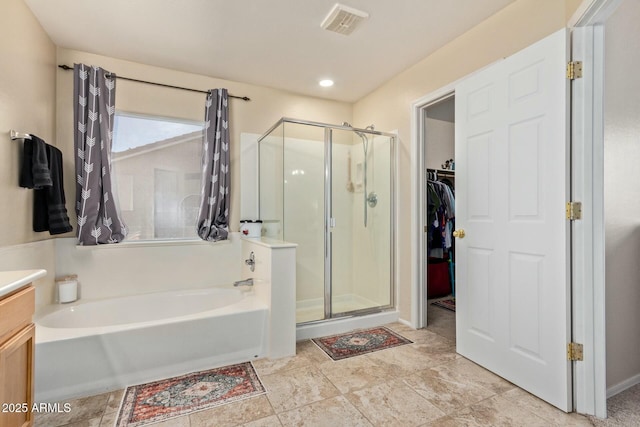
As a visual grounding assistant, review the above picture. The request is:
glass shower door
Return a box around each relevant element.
[281,122,326,323]
[260,118,395,324]
[330,129,393,316]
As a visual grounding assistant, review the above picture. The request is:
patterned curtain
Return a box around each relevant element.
[197,88,230,241]
[73,64,127,245]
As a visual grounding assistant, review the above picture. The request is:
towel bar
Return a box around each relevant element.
[10,130,31,140]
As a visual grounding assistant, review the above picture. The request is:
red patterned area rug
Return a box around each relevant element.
[115,362,265,427]
[312,326,413,361]
[431,298,456,312]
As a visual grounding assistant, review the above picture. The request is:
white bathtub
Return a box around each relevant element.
[34,287,269,402]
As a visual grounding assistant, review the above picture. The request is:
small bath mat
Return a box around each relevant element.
[312,326,413,361]
[431,298,456,312]
[115,362,265,427]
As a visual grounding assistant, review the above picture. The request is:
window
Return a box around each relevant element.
[112,113,204,240]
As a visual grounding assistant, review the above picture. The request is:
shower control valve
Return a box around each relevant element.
[367,192,378,208]
[245,251,256,272]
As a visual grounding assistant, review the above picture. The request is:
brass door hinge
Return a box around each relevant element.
[567,61,583,80]
[566,202,582,220]
[567,342,584,361]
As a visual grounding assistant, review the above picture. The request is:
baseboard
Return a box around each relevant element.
[607,373,640,398]
[397,317,414,329]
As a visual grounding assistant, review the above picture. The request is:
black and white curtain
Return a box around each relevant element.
[73,64,127,245]
[197,88,230,241]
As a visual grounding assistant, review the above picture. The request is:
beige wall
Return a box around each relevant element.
[0,240,56,310]
[56,48,353,233]
[353,0,581,320]
[604,0,640,390]
[0,0,57,246]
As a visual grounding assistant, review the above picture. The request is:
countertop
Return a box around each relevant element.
[0,269,46,299]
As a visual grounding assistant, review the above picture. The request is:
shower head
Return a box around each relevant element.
[342,122,375,141]
[342,122,375,135]
[341,121,366,139]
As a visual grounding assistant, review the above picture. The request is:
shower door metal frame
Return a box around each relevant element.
[258,117,397,324]
[324,127,333,320]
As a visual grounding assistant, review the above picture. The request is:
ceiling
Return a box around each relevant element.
[25,0,516,103]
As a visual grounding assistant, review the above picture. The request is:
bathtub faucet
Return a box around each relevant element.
[233,278,254,287]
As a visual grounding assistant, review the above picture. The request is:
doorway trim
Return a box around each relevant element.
[410,83,456,330]
[569,0,622,418]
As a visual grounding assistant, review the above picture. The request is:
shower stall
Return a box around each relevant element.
[258,118,396,324]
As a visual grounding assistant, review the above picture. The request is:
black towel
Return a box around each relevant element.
[33,144,73,235]
[20,135,73,235]
[19,135,52,189]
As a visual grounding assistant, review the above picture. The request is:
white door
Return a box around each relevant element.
[455,29,571,411]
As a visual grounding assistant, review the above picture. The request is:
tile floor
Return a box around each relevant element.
[426,297,456,342]
[34,309,597,427]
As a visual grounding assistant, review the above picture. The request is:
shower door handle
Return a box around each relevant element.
[326,219,335,257]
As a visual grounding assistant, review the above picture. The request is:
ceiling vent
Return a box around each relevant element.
[321,3,369,36]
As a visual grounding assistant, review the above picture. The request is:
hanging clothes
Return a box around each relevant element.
[426,175,455,257]
[427,170,456,296]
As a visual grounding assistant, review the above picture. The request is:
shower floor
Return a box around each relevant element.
[296,293,385,323]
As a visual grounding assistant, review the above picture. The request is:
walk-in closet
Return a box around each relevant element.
[424,96,456,340]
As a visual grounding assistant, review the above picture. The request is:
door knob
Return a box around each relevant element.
[453,229,466,238]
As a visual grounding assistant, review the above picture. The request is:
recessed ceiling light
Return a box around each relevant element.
[319,79,334,87]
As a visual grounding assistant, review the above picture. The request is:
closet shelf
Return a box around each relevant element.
[427,168,455,174]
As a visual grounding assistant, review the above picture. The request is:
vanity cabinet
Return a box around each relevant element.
[0,285,36,427]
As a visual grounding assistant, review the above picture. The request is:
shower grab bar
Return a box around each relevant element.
[10,130,32,140]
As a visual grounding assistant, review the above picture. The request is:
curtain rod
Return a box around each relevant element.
[58,65,251,101]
